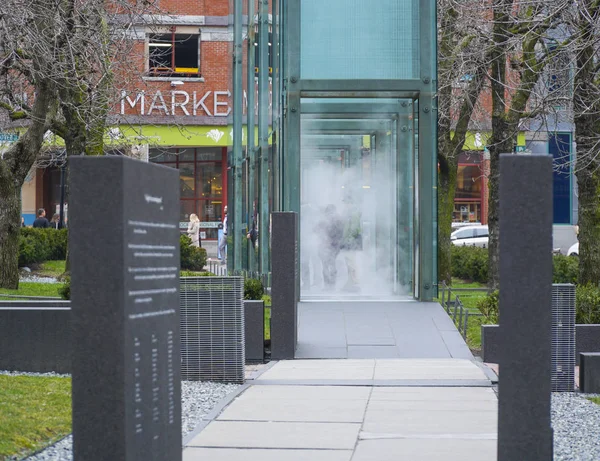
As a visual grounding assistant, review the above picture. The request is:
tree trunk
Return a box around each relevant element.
[437,153,458,284]
[576,168,600,284]
[0,185,22,289]
[573,5,600,286]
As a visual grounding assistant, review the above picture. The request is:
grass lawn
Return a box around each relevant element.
[0,282,62,300]
[35,261,66,278]
[263,295,271,340]
[588,397,600,405]
[0,375,72,460]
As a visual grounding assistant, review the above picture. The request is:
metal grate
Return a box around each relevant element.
[552,284,576,392]
[180,277,245,384]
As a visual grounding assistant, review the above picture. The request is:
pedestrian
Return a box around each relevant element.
[186,213,201,247]
[218,205,228,263]
[316,204,344,290]
[50,213,62,229]
[21,216,25,227]
[32,208,50,228]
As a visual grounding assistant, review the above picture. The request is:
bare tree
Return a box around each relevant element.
[570,0,600,284]
[486,0,570,290]
[437,0,489,284]
[0,0,161,288]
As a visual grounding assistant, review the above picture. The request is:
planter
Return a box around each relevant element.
[482,324,600,366]
[243,300,265,363]
[0,301,71,373]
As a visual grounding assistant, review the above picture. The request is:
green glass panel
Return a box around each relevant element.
[301,0,419,79]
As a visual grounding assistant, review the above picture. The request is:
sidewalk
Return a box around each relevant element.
[183,359,498,461]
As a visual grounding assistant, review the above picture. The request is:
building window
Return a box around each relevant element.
[148,33,200,77]
[455,165,483,200]
[150,147,224,239]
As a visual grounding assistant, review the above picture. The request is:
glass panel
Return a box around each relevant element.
[196,148,223,161]
[196,163,223,198]
[178,148,195,162]
[456,165,482,200]
[299,97,411,299]
[149,148,177,163]
[301,0,419,79]
[179,164,195,198]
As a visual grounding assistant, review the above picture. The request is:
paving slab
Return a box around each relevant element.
[188,421,361,449]
[362,408,497,435]
[370,386,497,401]
[183,448,353,461]
[348,346,400,358]
[296,301,474,359]
[240,385,372,401]
[352,439,497,461]
[217,397,368,422]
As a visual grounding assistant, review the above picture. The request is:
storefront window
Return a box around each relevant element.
[453,202,481,223]
[150,147,225,239]
[456,165,482,200]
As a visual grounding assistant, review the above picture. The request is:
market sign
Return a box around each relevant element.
[121,90,231,117]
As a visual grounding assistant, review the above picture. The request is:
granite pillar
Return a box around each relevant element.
[497,154,553,460]
[70,156,182,461]
[270,212,298,360]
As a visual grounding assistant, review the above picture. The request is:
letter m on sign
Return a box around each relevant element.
[121,91,145,115]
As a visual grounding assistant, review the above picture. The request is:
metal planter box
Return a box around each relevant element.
[180,277,245,383]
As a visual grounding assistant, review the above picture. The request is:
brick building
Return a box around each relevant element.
[23,0,237,241]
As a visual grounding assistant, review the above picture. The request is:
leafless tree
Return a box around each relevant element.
[0,0,162,288]
[437,0,489,284]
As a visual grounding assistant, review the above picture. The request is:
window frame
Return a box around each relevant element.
[147,28,201,78]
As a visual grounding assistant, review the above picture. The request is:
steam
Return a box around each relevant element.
[299,132,412,299]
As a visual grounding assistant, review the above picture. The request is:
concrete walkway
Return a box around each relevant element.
[183,359,498,461]
[297,301,473,359]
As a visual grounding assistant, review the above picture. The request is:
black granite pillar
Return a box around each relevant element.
[497,154,553,460]
[70,156,182,461]
[270,212,298,360]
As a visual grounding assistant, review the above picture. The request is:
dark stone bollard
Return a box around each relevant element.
[497,154,553,460]
[270,212,298,360]
[244,300,265,363]
[70,156,182,461]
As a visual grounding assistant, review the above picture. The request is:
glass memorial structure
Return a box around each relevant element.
[229,0,437,301]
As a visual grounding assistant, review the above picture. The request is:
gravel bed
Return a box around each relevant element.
[18,275,59,284]
[1,372,239,461]
[552,392,600,461]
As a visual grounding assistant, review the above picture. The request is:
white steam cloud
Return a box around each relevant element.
[299,134,412,299]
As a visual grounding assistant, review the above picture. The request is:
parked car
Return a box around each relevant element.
[452,221,482,229]
[567,242,579,256]
[451,225,489,248]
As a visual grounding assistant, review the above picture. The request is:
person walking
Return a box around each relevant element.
[218,205,228,263]
[50,213,62,229]
[187,213,201,247]
[32,208,50,228]
[316,204,344,290]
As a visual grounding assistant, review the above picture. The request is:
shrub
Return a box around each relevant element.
[180,270,214,277]
[477,290,499,324]
[180,235,207,271]
[59,276,71,300]
[450,245,488,284]
[244,278,264,300]
[576,283,600,324]
[553,254,578,284]
[18,228,68,267]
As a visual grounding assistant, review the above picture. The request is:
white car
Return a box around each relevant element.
[451,225,489,248]
[567,242,579,256]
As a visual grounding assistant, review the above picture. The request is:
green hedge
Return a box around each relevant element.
[451,246,580,285]
[180,235,207,271]
[450,246,488,284]
[19,228,68,267]
[244,278,264,300]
